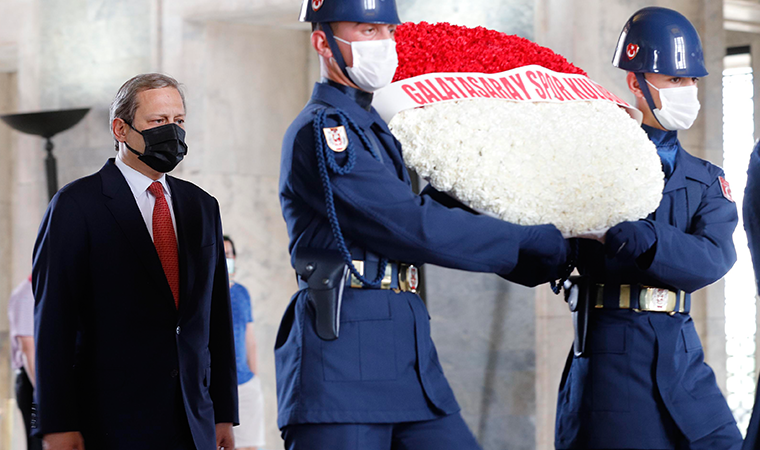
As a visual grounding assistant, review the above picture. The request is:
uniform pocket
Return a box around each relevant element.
[680,322,718,400]
[681,322,702,352]
[590,326,630,412]
[321,290,397,382]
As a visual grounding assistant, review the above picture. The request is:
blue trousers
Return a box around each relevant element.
[560,421,742,450]
[281,413,482,450]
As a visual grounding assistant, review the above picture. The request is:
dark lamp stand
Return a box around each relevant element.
[1,108,90,201]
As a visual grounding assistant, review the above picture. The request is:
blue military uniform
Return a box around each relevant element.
[555,8,743,448]
[278,1,568,447]
[277,80,568,448]
[555,125,740,449]
[742,141,760,450]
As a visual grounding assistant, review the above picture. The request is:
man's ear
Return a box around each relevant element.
[112,118,128,143]
[311,30,333,59]
[627,72,644,100]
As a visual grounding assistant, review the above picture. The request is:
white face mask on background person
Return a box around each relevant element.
[334,36,398,92]
[226,258,235,276]
[646,80,701,130]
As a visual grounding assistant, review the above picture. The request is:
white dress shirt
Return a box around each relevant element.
[115,156,178,242]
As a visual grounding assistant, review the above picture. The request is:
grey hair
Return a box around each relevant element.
[109,73,186,151]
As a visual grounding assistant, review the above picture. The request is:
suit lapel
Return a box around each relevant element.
[100,159,176,308]
[167,176,196,315]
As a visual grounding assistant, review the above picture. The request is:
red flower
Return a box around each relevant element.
[393,22,587,82]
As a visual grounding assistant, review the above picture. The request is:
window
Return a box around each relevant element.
[723,48,756,435]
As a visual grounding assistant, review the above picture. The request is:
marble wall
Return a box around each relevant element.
[0,3,31,445]
[0,72,17,449]
[11,0,156,285]
[399,0,535,40]
[425,268,538,450]
[0,74,14,335]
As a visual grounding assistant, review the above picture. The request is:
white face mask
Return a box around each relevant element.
[226,258,235,277]
[646,80,700,130]
[334,37,398,92]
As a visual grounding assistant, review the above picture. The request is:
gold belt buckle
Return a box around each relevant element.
[380,264,393,290]
[350,260,393,289]
[350,260,364,288]
[399,264,419,293]
[640,287,676,313]
[595,284,604,309]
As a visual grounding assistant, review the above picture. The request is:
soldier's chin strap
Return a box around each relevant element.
[635,72,666,129]
[321,23,354,84]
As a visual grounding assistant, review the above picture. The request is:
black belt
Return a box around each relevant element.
[298,260,420,293]
[591,284,690,314]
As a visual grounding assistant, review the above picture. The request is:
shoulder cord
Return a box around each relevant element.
[313,108,388,287]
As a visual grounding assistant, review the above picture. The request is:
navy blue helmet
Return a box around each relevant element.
[299,0,402,24]
[612,6,708,77]
[299,0,401,86]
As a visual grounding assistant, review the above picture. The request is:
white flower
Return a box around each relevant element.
[389,99,664,237]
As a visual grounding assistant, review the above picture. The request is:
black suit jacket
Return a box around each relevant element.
[32,159,238,449]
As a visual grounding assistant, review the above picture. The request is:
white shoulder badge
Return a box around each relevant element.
[323,126,348,152]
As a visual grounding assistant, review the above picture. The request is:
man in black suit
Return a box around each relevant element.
[32,73,238,450]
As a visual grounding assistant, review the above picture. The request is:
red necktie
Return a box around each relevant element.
[148,182,180,309]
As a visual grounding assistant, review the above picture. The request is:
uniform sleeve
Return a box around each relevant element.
[208,198,239,425]
[644,175,738,293]
[32,191,89,435]
[287,125,526,275]
[419,184,567,287]
[745,145,760,294]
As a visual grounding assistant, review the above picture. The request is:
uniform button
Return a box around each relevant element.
[171,369,179,378]
[176,326,181,335]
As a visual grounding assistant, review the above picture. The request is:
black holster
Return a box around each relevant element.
[565,275,590,357]
[294,248,349,341]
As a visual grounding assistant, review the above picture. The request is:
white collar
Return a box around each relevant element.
[114,155,172,199]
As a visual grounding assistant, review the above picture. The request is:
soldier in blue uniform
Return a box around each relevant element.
[742,141,760,450]
[555,7,742,450]
[276,0,572,448]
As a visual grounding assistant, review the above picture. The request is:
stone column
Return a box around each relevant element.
[0,72,18,450]
[0,2,38,446]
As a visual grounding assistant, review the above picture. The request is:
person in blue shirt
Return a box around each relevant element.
[741,142,760,449]
[276,0,572,448]
[554,7,742,450]
[224,236,266,450]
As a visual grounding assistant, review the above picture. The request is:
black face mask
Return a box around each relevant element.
[125,122,188,173]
